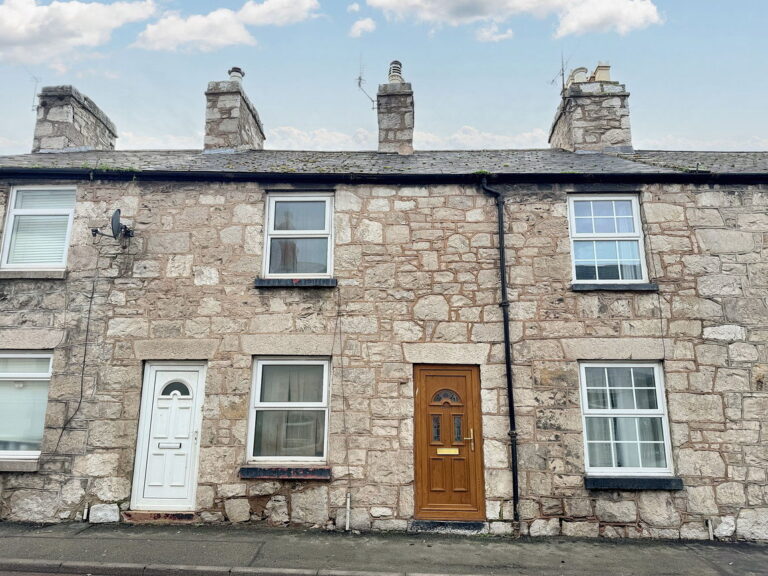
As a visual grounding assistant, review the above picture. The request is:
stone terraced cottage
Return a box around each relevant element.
[0,63,766,541]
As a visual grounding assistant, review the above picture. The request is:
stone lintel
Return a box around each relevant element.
[560,338,664,360]
[241,334,336,356]
[0,329,63,350]
[133,339,219,360]
[403,343,490,365]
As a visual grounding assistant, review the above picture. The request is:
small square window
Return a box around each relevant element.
[1,188,76,270]
[248,358,330,463]
[580,363,674,477]
[0,353,52,460]
[263,195,333,278]
[568,196,648,284]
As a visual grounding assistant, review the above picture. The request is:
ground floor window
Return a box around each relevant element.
[579,362,673,476]
[247,358,329,463]
[0,353,52,460]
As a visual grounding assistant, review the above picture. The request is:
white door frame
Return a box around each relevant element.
[131,361,207,511]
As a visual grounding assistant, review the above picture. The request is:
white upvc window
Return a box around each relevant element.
[247,358,330,463]
[0,353,52,460]
[1,187,76,270]
[579,362,674,477]
[567,195,648,283]
[263,194,333,278]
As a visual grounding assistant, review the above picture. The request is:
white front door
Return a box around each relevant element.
[131,362,206,511]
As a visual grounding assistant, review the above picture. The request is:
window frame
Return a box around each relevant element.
[0,352,52,460]
[262,193,334,279]
[567,195,648,284]
[1,186,76,271]
[579,362,674,477]
[247,357,330,464]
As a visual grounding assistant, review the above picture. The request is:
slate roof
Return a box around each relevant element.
[0,148,766,176]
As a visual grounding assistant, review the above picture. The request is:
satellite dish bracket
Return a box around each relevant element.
[91,208,134,241]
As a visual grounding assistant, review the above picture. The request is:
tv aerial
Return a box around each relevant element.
[91,209,134,245]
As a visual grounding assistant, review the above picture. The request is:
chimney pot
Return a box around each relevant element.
[228,67,245,82]
[387,61,404,83]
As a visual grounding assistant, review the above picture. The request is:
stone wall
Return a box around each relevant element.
[204,81,265,151]
[377,83,414,155]
[0,179,765,540]
[32,86,117,152]
[549,81,632,153]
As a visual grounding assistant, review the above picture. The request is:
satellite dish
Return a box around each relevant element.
[91,209,134,241]
[111,209,123,239]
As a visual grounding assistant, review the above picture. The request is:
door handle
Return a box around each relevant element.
[463,428,475,452]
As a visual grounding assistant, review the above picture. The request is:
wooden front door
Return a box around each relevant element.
[414,364,485,520]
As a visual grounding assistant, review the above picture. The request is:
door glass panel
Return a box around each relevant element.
[453,415,462,442]
[161,381,191,396]
[432,389,460,404]
[431,414,441,442]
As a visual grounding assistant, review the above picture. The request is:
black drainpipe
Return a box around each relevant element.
[480,177,519,523]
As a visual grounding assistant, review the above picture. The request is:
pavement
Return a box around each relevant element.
[0,522,766,576]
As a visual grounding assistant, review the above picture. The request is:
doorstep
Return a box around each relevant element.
[408,520,488,535]
[122,510,199,524]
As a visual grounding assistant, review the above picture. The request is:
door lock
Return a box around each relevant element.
[463,428,475,451]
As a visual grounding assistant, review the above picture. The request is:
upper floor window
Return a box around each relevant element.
[0,353,52,460]
[248,358,330,463]
[2,187,76,270]
[567,196,647,283]
[579,362,673,477]
[263,194,333,278]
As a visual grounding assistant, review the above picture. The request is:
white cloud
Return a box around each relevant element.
[135,0,319,52]
[265,127,375,150]
[135,9,256,51]
[366,0,661,37]
[261,125,548,151]
[118,130,203,150]
[475,23,513,42]
[347,2,361,13]
[635,134,768,152]
[349,17,376,38]
[415,126,549,150]
[0,0,156,69]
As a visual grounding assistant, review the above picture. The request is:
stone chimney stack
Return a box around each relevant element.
[548,63,633,154]
[377,61,414,155]
[32,86,117,153]
[204,67,265,152]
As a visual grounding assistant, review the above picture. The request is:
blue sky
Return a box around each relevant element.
[1,0,766,154]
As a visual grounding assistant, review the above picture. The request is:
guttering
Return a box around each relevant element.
[480,177,520,524]
[1,167,767,185]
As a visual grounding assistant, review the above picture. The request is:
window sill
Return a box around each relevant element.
[254,278,337,289]
[571,282,658,292]
[0,270,66,280]
[0,459,40,472]
[239,465,332,481]
[584,476,683,491]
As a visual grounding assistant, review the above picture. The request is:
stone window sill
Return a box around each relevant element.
[0,459,40,472]
[571,283,658,292]
[239,466,332,481]
[254,278,337,289]
[584,476,683,491]
[0,270,67,280]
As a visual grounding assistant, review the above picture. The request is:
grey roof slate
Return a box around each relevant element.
[626,151,768,174]
[0,148,673,175]
[0,148,766,176]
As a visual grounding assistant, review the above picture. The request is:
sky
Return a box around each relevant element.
[0,0,767,155]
